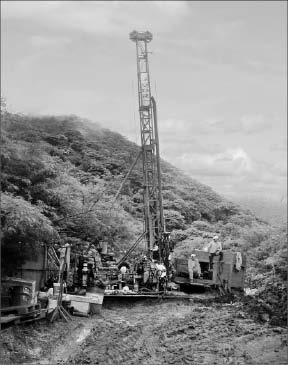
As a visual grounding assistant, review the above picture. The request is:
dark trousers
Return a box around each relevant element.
[209,251,223,269]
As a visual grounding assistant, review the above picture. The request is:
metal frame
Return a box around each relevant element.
[130,31,165,258]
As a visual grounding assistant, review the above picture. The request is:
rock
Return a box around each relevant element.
[237,311,246,319]
[267,296,278,305]
[259,313,269,322]
[261,303,273,313]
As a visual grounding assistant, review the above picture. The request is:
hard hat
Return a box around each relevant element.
[120,266,127,274]
[213,236,219,240]
[190,254,196,257]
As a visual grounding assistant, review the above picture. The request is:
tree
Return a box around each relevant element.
[1,193,57,275]
[164,209,186,230]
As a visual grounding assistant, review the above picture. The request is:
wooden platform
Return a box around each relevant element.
[174,250,246,291]
[1,303,41,315]
[104,292,195,300]
[1,315,21,324]
[0,303,43,326]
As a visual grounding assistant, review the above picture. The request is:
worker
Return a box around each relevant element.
[152,244,160,261]
[202,234,211,251]
[58,243,71,282]
[156,263,167,279]
[204,236,223,270]
[87,244,102,271]
[82,243,99,286]
[119,265,128,283]
[188,254,201,283]
[168,252,176,279]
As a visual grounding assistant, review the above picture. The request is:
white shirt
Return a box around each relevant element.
[188,258,201,276]
[207,240,222,254]
[156,264,166,278]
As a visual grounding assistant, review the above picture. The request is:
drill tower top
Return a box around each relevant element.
[129,30,153,43]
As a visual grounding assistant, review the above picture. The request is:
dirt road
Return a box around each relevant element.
[1,297,286,364]
[42,298,287,365]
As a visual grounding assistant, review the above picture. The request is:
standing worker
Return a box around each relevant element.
[58,243,71,279]
[203,236,223,270]
[188,254,201,283]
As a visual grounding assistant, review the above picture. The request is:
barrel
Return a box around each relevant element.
[12,286,31,306]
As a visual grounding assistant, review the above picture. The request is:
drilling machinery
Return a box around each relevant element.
[86,31,172,294]
[129,30,172,279]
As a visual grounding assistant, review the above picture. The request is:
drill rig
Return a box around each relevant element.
[75,31,172,295]
[128,30,171,282]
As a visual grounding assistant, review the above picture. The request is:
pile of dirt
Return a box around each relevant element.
[0,318,84,364]
[241,282,287,326]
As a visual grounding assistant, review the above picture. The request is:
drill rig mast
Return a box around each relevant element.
[129,31,170,270]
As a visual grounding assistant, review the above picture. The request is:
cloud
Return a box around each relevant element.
[1,1,190,36]
[175,148,253,177]
[172,148,286,201]
[271,161,287,177]
[35,88,119,118]
[239,114,271,134]
[270,138,287,152]
[153,1,190,16]
[159,114,272,139]
[28,35,71,48]
[193,114,272,135]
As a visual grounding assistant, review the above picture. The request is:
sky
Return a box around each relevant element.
[1,1,287,205]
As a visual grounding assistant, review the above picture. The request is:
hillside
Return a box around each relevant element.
[233,196,287,226]
[1,110,287,325]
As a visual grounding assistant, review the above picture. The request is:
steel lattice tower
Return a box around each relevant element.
[129,30,165,254]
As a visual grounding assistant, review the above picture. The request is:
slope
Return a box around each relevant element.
[1,111,286,326]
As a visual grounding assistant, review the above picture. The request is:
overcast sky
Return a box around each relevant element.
[1,1,287,204]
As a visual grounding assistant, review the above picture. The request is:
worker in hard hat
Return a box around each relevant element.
[188,254,201,283]
[204,236,223,270]
[152,244,160,261]
[156,263,167,279]
[119,264,128,281]
[118,265,129,288]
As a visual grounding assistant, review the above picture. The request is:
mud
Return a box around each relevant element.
[1,299,287,365]
[59,300,287,365]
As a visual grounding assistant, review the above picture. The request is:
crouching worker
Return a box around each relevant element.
[188,254,201,283]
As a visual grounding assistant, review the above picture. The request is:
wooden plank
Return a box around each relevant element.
[173,276,189,284]
[1,304,40,312]
[68,294,100,304]
[71,301,90,314]
[19,309,41,318]
[104,294,194,299]
[193,278,213,285]
[1,277,36,286]
[0,315,21,324]
[193,250,210,262]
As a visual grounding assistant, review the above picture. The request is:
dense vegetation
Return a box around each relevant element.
[1,107,286,324]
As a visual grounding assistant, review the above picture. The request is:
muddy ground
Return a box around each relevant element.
[1,297,287,365]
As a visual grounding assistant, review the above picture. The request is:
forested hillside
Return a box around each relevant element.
[1,109,286,324]
[233,196,287,226]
